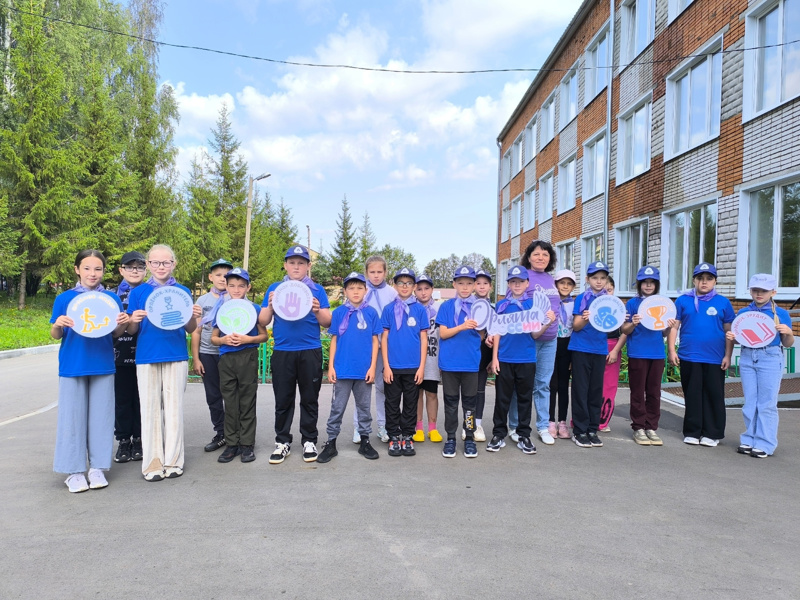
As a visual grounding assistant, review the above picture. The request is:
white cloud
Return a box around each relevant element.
[169,82,236,141]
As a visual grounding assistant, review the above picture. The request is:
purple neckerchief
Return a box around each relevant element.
[453,295,475,326]
[578,287,607,313]
[364,280,386,308]
[393,296,417,330]
[73,283,104,294]
[338,300,367,336]
[284,274,318,291]
[558,297,572,326]
[200,289,229,326]
[683,288,717,312]
[419,300,436,323]
[496,292,529,314]
[117,280,132,297]
[147,276,177,288]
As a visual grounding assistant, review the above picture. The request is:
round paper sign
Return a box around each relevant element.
[67,292,120,338]
[470,298,493,330]
[732,311,778,348]
[216,299,257,335]
[145,286,194,330]
[588,295,626,333]
[637,295,677,331]
[273,280,313,321]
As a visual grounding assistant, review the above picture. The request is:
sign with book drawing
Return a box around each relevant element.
[470,291,552,336]
[731,311,777,348]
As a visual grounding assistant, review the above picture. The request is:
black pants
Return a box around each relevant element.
[384,369,419,437]
[199,353,225,433]
[493,362,535,439]
[549,337,571,422]
[680,360,726,439]
[219,347,259,446]
[570,351,605,435]
[272,348,322,445]
[114,365,141,440]
[476,348,492,419]
[441,370,478,440]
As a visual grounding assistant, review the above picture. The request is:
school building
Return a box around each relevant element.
[495,0,800,308]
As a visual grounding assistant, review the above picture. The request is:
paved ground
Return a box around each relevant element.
[2,353,799,599]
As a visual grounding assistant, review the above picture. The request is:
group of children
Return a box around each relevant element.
[49,243,794,493]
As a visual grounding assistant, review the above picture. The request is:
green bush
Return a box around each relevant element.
[0,296,59,351]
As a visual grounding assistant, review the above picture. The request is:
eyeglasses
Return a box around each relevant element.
[122,265,146,273]
[395,281,415,287]
[148,260,174,268]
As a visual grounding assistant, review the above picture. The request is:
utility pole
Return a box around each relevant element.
[243,172,270,270]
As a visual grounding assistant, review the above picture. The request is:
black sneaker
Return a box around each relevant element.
[486,436,506,452]
[114,439,132,463]
[737,444,752,455]
[388,436,403,457]
[464,439,478,458]
[588,432,603,447]
[131,437,143,461]
[218,445,241,463]
[358,437,379,460]
[316,440,338,464]
[269,443,291,464]
[240,445,256,463]
[442,438,457,458]
[204,433,226,452]
[302,441,318,463]
[573,433,592,448]
[517,436,537,454]
[750,449,768,458]
[402,435,416,456]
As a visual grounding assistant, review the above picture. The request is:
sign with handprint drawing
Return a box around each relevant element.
[588,295,626,333]
[732,311,777,348]
[216,299,258,335]
[67,292,120,338]
[273,280,313,321]
[145,286,194,330]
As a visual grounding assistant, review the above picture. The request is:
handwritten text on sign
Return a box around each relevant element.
[470,291,552,336]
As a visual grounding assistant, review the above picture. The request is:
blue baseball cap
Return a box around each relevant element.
[453,265,477,280]
[343,271,366,286]
[636,265,660,281]
[475,269,493,281]
[284,245,311,261]
[393,267,416,281]
[415,274,434,285]
[587,261,610,275]
[693,263,717,278]
[506,265,529,281]
[224,267,251,283]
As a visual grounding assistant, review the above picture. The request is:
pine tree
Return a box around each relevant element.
[276,199,299,248]
[249,191,294,292]
[185,156,230,287]
[356,210,377,268]
[330,195,357,278]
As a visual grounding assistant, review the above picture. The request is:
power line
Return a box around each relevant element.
[5,4,800,75]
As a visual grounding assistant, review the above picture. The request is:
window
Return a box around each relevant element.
[616,221,649,293]
[666,48,722,158]
[747,182,800,288]
[586,30,609,102]
[523,187,535,231]
[541,96,555,147]
[525,118,537,163]
[512,136,523,176]
[584,134,606,198]
[502,150,511,185]
[558,156,576,213]
[622,0,654,64]
[669,0,695,21]
[557,241,575,272]
[497,261,509,296]
[539,173,554,223]
[501,205,510,241]
[511,196,521,238]
[666,202,717,291]
[618,99,651,181]
[753,0,800,114]
[583,234,605,269]
[560,68,578,127]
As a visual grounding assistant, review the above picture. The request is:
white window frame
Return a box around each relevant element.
[511,195,521,238]
[668,0,695,23]
[523,185,535,231]
[582,232,605,271]
[560,63,579,130]
[512,134,524,176]
[617,92,652,184]
[497,260,509,296]
[583,128,607,200]
[502,149,512,186]
[661,197,719,293]
[614,219,649,295]
[539,169,555,224]
[742,0,800,122]
[501,204,510,242]
[621,0,655,66]
[540,94,556,148]
[525,116,538,165]
[556,239,576,273]
[585,24,611,105]
[558,154,577,214]
[664,34,723,161]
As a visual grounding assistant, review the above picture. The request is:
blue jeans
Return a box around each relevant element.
[739,346,783,454]
[509,338,557,432]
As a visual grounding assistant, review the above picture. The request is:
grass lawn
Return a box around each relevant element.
[0,295,59,351]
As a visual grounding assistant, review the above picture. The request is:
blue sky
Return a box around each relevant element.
[158,0,583,270]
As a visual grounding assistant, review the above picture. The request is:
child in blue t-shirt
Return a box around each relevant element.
[569,261,612,448]
[381,268,429,457]
[725,273,794,458]
[667,263,734,447]
[412,273,442,443]
[50,250,128,493]
[127,244,202,482]
[317,272,382,463]
[621,266,667,446]
[437,266,483,458]
[258,245,332,465]
[549,269,576,440]
[211,268,268,464]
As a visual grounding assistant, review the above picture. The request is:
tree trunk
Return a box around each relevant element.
[17,266,26,310]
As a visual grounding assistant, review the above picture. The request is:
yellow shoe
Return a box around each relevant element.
[412,429,425,443]
[428,429,443,443]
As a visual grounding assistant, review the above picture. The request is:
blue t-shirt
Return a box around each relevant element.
[329,304,382,379]
[435,299,482,372]
[263,281,330,351]
[568,292,608,355]
[494,299,538,364]
[127,283,193,364]
[736,302,791,348]
[380,301,429,369]
[675,294,735,363]
[625,297,667,360]
[214,301,262,356]
[50,289,123,377]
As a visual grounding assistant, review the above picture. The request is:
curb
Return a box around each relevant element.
[0,344,60,361]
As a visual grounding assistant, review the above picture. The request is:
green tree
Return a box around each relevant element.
[424,254,461,287]
[379,244,416,276]
[248,190,295,293]
[276,199,299,248]
[330,195,357,278]
[356,210,377,268]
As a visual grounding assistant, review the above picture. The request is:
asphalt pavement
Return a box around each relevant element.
[1,352,799,599]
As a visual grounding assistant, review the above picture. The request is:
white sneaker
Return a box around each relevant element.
[353,429,361,444]
[87,468,108,489]
[699,437,719,447]
[302,441,318,462]
[538,429,555,445]
[377,425,389,443]
[683,436,700,445]
[474,425,486,442]
[510,429,519,443]
[65,473,89,493]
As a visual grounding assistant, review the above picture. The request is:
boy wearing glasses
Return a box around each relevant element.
[111,251,147,463]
